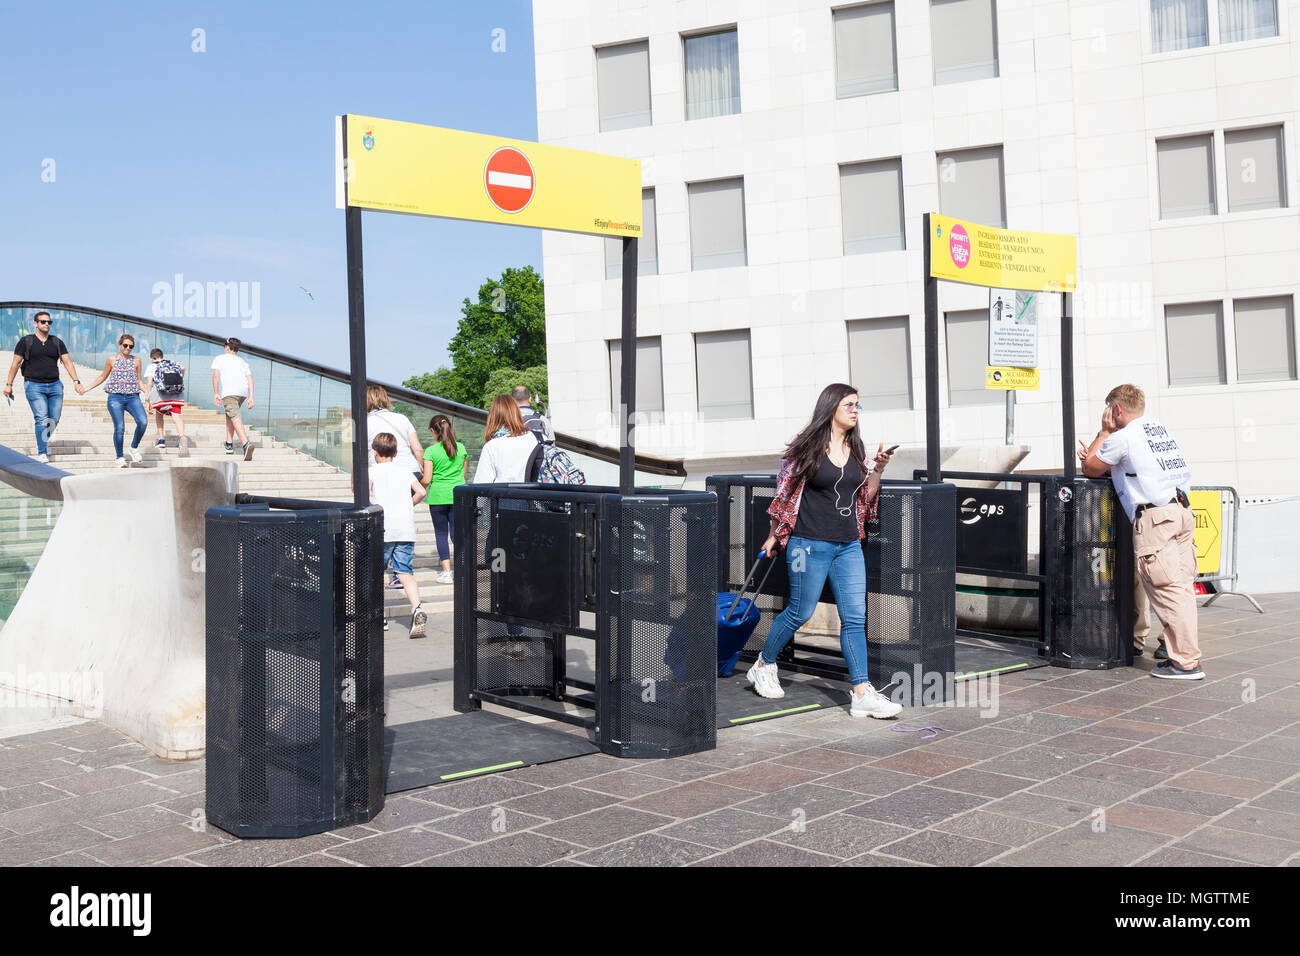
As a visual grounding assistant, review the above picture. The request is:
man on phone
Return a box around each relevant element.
[1079,384,1202,680]
[3,311,82,464]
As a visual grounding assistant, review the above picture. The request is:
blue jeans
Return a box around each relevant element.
[24,380,63,455]
[760,536,870,687]
[106,393,148,459]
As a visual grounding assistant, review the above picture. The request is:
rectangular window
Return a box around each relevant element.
[1224,126,1286,212]
[608,336,665,416]
[695,330,753,420]
[931,0,998,84]
[606,190,659,279]
[688,178,747,270]
[937,146,1006,228]
[1234,296,1296,382]
[847,317,913,409]
[945,310,998,406]
[1165,301,1226,385]
[684,28,741,120]
[834,3,898,97]
[1151,0,1209,52]
[1156,134,1216,219]
[596,41,652,131]
[840,159,905,254]
[1219,0,1277,43]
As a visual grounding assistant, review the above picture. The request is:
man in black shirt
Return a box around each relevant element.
[4,311,82,463]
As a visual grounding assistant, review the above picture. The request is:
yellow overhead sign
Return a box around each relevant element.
[985,366,1040,390]
[1189,490,1222,576]
[337,114,642,238]
[930,213,1077,293]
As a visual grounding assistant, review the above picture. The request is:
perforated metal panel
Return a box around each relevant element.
[1045,477,1131,669]
[206,502,384,838]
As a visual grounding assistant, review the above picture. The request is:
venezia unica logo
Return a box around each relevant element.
[949,224,970,268]
[363,130,375,150]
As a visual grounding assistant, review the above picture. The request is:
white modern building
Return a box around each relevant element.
[532,0,1300,496]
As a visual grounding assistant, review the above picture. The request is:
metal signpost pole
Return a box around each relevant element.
[1061,291,1075,481]
[923,213,940,484]
[619,236,639,494]
[343,118,370,509]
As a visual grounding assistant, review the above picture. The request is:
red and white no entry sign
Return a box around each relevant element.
[484,147,535,213]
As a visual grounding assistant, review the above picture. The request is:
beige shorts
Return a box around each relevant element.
[222,395,246,421]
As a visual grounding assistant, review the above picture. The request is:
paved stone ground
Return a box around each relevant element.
[2,593,1297,867]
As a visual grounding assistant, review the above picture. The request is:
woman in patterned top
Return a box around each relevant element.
[78,333,149,468]
[748,382,901,719]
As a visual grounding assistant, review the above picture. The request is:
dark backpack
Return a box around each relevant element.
[155,360,184,395]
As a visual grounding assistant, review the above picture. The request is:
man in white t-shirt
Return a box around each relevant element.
[211,337,255,460]
[1080,384,1202,680]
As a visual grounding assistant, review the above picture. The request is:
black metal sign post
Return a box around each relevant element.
[1060,290,1075,480]
[619,236,639,494]
[343,116,370,507]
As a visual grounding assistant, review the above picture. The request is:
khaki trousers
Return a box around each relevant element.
[1133,575,1151,649]
[1133,504,1199,669]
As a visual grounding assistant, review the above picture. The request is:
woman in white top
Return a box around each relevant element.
[366,385,424,479]
[473,395,538,483]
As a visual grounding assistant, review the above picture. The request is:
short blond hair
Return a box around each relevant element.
[366,384,392,413]
[1104,384,1145,415]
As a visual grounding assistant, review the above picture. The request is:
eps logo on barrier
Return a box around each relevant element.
[960,497,1006,525]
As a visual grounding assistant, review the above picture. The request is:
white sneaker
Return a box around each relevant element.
[435,570,453,585]
[409,605,427,639]
[745,658,785,699]
[128,447,143,463]
[35,453,48,464]
[850,683,903,719]
[115,457,128,468]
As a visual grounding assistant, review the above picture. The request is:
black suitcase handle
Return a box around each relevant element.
[724,549,778,623]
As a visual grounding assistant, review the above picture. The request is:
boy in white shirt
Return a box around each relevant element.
[370,432,427,638]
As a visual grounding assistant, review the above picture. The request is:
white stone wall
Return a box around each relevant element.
[533,0,1300,495]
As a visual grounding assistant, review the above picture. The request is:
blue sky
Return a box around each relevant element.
[1,0,546,384]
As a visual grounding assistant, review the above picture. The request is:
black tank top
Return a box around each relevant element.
[793,456,863,543]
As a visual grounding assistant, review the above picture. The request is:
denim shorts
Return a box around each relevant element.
[383,541,414,576]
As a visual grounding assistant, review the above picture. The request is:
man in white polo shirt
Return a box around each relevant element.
[1080,384,1202,680]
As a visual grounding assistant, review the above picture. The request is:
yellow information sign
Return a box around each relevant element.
[1189,490,1222,576]
[337,114,642,237]
[930,213,1077,292]
[985,366,1040,390]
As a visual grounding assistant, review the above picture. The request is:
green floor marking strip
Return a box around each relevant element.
[729,703,822,724]
[440,760,525,781]
[954,662,1030,681]
[956,584,1039,598]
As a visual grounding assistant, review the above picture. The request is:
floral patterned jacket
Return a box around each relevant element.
[766,454,879,548]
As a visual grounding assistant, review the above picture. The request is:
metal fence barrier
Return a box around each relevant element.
[1192,485,1262,613]
[707,475,956,703]
[453,484,716,759]
[205,497,385,838]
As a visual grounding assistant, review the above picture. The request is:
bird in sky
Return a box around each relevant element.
[299,286,314,300]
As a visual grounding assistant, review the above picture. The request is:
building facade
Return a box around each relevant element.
[532,0,1300,495]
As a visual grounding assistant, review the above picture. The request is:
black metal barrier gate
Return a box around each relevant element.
[708,476,956,699]
[453,484,716,759]
[912,471,1134,669]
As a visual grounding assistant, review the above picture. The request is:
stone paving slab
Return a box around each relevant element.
[0,594,1297,866]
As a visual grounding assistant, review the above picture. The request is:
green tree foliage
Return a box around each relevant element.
[481,365,548,411]
[403,266,546,409]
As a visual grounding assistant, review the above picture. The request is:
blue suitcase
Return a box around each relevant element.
[716,551,778,677]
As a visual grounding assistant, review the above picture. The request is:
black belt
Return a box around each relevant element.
[1135,494,1189,519]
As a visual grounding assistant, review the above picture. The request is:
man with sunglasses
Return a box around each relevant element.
[4,311,82,464]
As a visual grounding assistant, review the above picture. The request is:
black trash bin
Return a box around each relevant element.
[205,499,385,838]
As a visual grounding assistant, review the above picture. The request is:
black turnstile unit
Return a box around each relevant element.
[708,475,956,704]
[453,484,716,759]
[205,497,385,838]
[913,471,1133,670]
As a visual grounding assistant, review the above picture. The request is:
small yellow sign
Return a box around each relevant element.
[339,114,642,238]
[930,213,1077,292]
[1189,490,1222,576]
[985,366,1040,390]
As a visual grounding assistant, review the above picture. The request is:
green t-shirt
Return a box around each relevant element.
[424,441,467,505]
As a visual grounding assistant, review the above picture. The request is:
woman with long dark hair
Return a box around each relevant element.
[748,383,902,719]
[422,415,467,585]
